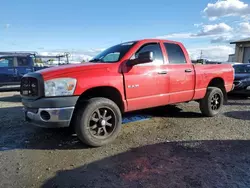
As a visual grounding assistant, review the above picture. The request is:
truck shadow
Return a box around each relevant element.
[1,105,246,151]
[125,105,203,119]
[0,88,20,92]
[42,140,250,188]
[226,95,250,106]
[0,105,201,151]
[0,94,21,103]
[224,111,250,121]
[226,102,250,106]
[228,94,249,100]
[0,106,85,151]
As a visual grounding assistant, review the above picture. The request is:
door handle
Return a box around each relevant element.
[185,69,192,73]
[158,71,167,75]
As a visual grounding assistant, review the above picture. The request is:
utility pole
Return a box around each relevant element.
[65,52,70,64]
[200,50,203,59]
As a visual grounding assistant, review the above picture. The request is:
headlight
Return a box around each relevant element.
[44,78,77,97]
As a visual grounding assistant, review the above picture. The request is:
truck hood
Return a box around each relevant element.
[37,62,112,79]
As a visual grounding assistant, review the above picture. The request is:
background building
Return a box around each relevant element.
[230,38,250,63]
[228,54,236,62]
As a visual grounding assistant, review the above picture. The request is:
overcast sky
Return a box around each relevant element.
[1,0,250,61]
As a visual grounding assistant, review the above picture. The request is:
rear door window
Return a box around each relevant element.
[164,43,187,64]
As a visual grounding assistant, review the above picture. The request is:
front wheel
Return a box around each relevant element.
[75,97,122,147]
[199,87,224,117]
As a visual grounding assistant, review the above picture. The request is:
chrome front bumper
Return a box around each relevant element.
[24,107,75,128]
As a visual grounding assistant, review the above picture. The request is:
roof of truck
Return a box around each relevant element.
[120,39,182,46]
[139,38,180,43]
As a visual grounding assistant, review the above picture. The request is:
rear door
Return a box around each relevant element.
[123,42,169,111]
[163,42,195,103]
[0,57,17,86]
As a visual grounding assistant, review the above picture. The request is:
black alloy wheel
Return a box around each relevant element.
[200,87,224,117]
[88,107,116,139]
[210,93,221,111]
[75,97,122,147]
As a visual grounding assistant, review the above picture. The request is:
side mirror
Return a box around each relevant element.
[128,51,154,66]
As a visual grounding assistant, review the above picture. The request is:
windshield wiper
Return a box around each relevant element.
[89,58,103,62]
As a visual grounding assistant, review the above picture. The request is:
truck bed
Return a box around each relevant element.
[192,64,234,100]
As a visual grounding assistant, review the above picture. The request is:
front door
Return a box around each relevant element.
[122,43,169,111]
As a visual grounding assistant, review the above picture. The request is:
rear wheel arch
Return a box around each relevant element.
[207,77,227,102]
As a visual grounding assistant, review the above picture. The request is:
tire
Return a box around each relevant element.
[199,87,224,117]
[74,97,122,147]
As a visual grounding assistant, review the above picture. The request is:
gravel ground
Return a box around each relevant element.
[0,91,250,188]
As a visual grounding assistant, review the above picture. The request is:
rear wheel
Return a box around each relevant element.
[75,97,122,147]
[199,87,224,117]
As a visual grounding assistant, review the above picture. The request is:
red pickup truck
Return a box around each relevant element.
[21,39,234,146]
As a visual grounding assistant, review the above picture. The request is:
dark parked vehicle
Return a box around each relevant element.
[230,63,250,96]
[0,52,69,90]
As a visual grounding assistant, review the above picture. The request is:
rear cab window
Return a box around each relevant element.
[164,43,187,64]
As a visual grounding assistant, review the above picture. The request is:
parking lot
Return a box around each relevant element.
[0,91,250,187]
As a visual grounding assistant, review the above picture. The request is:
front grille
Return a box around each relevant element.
[20,77,39,97]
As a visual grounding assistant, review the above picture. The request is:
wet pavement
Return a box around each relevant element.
[0,92,250,188]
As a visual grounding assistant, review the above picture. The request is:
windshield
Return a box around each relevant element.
[89,41,137,63]
[233,64,250,74]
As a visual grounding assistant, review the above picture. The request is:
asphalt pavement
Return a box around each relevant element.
[0,92,250,188]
